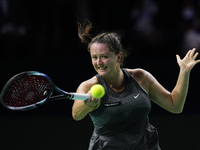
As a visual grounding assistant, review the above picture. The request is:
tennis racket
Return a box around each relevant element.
[0,71,90,111]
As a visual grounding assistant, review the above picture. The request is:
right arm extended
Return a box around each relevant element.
[72,77,101,121]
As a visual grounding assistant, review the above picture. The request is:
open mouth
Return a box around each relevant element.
[98,67,107,70]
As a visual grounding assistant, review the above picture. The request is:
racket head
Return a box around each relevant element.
[0,71,54,111]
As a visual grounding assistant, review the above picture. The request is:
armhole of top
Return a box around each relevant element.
[122,68,149,95]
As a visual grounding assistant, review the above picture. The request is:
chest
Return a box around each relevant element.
[90,80,151,126]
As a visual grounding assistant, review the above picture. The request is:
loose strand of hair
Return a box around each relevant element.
[77,19,93,44]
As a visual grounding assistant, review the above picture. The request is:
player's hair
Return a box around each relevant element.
[78,20,129,67]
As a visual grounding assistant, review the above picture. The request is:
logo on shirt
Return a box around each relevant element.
[134,93,140,99]
[103,101,121,107]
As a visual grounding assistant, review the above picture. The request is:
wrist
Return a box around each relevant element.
[84,101,97,108]
[179,67,191,74]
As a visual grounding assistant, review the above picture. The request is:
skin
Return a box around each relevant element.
[72,43,200,121]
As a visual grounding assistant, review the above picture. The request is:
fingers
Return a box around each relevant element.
[84,97,100,107]
[177,48,199,64]
[187,48,197,58]
[193,51,199,60]
[190,48,200,61]
[91,97,100,103]
[184,48,200,61]
[189,48,196,57]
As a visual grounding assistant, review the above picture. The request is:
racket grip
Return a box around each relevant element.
[71,93,91,101]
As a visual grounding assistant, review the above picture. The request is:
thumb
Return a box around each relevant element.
[196,59,200,64]
[176,54,181,61]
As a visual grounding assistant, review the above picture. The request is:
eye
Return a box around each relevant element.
[102,56,108,59]
[92,56,97,60]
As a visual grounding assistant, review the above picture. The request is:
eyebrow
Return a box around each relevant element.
[91,52,110,56]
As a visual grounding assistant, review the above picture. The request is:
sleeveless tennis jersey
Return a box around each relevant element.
[88,69,160,150]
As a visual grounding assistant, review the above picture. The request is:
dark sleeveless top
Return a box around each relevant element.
[88,69,160,150]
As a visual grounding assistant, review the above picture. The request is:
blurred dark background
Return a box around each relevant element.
[0,0,200,149]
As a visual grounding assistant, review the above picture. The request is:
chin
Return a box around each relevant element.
[97,69,109,77]
[98,73,106,77]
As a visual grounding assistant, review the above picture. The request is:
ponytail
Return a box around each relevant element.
[77,20,93,44]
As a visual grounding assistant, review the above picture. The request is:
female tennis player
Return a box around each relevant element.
[72,20,200,150]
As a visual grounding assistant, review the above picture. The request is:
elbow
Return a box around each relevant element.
[72,111,82,121]
[72,109,86,121]
[72,115,81,121]
[72,102,93,121]
[72,117,82,121]
[72,104,83,121]
[167,96,184,114]
[169,107,183,114]
[171,110,183,114]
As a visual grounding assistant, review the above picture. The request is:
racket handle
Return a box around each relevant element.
[55,86,90,100]
[71,93,91,101]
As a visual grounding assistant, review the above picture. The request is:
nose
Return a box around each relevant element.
[97,58,103,65]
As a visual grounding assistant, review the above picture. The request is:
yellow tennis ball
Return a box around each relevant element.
[90,84,105,98]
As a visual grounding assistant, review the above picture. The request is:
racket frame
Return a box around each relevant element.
[0,71,90,111]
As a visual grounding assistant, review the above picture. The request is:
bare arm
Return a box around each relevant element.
[72,77,101,121]
[171,48,200,112]
[147,48,200,113]
[128,48,200,114]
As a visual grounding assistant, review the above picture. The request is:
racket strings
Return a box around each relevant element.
[4,75,51,107]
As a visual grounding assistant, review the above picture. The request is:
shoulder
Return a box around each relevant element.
[77,76,99,94]
[125,68,155,92]
[125,68,149,83]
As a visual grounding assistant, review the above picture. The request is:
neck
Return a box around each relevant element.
[105,69,125,89]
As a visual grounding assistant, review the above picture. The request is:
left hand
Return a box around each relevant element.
[176,48,200,72]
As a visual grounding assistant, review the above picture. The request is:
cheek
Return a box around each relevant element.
[91,61,95,66]
[91,60,97,67]
[107,58,116,65]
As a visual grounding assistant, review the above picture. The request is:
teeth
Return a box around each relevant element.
[99,67,106,70]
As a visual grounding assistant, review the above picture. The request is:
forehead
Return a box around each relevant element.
[90,43,110,55]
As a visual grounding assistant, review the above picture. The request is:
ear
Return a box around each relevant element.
[117,52,122,62]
